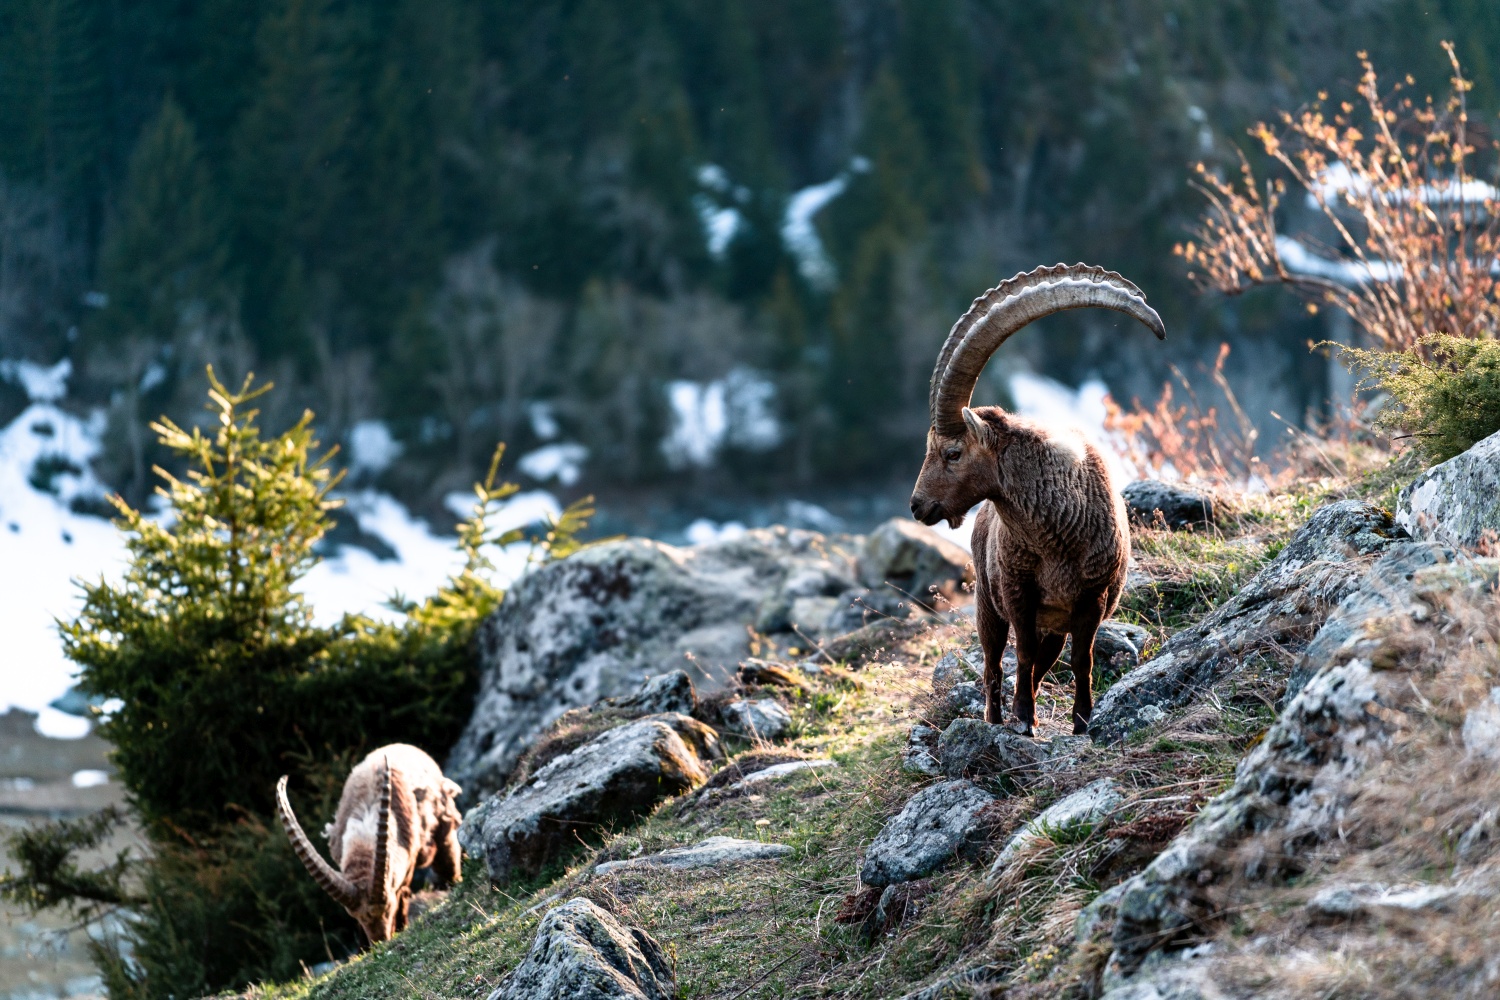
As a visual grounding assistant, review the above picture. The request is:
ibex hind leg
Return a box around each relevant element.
[1031,632,1066,702]
[975,590,1010,725]
[1069,588,1111,735]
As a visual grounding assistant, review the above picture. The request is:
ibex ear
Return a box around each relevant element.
[961,407,990,444]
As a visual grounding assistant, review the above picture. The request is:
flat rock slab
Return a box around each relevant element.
[991,778,1124,875]
[595,836,793,876]
[728,758,838,791]
[489,897,674,1000]
[596,670,697,717]
[460,715,715,883]
[860,779,995,887]
[1397,429,1500,549]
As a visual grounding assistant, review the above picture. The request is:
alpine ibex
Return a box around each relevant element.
[910,264,1165,735]
[277,744,463,944]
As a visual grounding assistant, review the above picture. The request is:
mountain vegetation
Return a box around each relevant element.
[3,0,1500,507]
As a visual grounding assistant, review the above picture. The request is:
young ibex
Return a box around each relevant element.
[910,264,1165,735]
[276,744,463,944]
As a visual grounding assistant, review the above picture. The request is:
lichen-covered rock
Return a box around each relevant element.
[901,725,942,776]
[1090,500,1400,744]
[937,718,1046,780]
[721,698,792,740]
[492,897,674,1000]
[596,670,697,717]
[1122,480,1216,529]
[943,682,986,721]
[931,646,982,688]
[990,778,1124,875]
[860,780,995,887]
[1396,429,1500,549]
[726,758,837,790]
[1098,542,1492,989]
[459,715,717,883]
[594,836,793,876]
[823,586,908,636]
[448,529,856,798]
[858,518,973,602]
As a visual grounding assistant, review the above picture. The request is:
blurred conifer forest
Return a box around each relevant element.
[2,0,1498,510]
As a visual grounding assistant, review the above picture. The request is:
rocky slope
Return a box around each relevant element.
[240,436,1500,1000]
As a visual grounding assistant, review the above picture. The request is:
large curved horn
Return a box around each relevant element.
[276,776,361,910]
[370,755,392,911]
[929,263,1165,437]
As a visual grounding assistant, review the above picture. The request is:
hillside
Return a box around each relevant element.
[217,433,1500,999]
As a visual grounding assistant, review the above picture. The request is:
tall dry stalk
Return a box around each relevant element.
[1177,42,1500,358]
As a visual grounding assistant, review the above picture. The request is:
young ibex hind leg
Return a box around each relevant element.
[1067,588,1111,734]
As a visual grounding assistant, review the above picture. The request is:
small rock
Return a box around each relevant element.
[598,671,697,717]
[937,718,1045,780]
[1396,429,1500,550]
[901,726,942,777]
[990,779,1124,876]
[858,518,974,603]
[944,682,986,720]
[737,661,807,689]
[1462,688,1500,760]
[595,836,792,875]
[931,647,982,688]
[1122,480,1215,529]
[721,699,793,740]
[459,716,717,883]
[727,758,838,791]
[860,780,996,887]
[1306,881,1471,919]
[491,897,674,1000]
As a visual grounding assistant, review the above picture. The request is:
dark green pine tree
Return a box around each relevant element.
[0,0,103,195]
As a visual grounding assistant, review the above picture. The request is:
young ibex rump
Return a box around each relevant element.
[910,264,1165,735]
[276,744,463,944]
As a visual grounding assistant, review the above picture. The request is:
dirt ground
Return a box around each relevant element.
[0,709,135,1000]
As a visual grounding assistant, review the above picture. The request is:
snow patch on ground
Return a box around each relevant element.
[781,157,870,289]
[662,368,780,468]
[519,442,587,486]
[0,361,560,716]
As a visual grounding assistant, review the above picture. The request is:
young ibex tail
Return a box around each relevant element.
[911,263,1164,734]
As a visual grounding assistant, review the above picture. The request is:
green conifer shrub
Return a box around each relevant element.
[1339,334,1500,462]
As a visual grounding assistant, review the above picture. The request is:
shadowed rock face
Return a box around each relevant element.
[1397,428,1500,550]
[458,715,720,884]
[447,529,856,800]
[494,897,674,1000]
[1121,480,1215,529]
[1090,500,1401,744]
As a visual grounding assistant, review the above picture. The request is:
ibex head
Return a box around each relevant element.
[911,263,1165,528]
[276,757,400,944]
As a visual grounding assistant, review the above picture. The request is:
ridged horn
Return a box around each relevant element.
[276,775,361,910]
[370,755,392,911]
[929,263,1165,437]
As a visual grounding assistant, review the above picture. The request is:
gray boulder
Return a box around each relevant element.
[901,725,942,777]
[721,698,792,740]
[596,670,696,717]
[459,715,719,883]
[1396,429,1500,549]
[943,681,987,721]
[448,528,856,798]
[860,780,995,887]
[595,836,792,876]
[823,587,908,636]
[1122,480,1215,529]
[990,779,1124,875]
[726,758,837,791]
[858,518,973,604]
[1090,500,1400,743]
[931,646,982,688]
[491,897,673,1000]
[937,718,1046,780]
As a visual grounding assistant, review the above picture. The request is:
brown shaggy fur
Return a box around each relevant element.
[911,408,1129,734]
